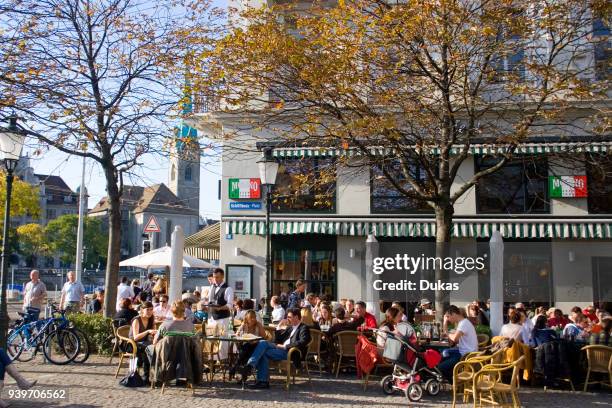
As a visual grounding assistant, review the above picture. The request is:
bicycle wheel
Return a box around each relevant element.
[71,328,91,363]
[42,329,80,365]
[6,330,25,361]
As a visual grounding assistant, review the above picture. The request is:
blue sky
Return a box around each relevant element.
[26,0,230,220]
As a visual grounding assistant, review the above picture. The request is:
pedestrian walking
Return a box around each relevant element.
[59,271,85,313]
[22,270,46,320]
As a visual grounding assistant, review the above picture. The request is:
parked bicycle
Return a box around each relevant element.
[7,304,82,365]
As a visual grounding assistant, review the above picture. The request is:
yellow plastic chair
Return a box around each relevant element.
[477,333,490,350]
[472,355,525,408]
[582,345,612,391]
[451,348,506,407]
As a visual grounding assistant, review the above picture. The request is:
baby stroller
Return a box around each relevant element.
[376,323,444,402]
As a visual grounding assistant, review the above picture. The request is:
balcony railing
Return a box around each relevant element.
[192,92,222,113]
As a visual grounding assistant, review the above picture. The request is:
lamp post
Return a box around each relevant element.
[0,116,26,347]
[257,148,279,324]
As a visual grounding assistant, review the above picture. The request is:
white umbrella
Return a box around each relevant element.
[119,246,213,269]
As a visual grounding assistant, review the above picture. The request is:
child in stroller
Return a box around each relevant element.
[376,322,444,402]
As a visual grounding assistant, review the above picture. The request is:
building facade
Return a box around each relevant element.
[89,183,200,259]
[192,1,611,309]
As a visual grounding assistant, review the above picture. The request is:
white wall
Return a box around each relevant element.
[337,236,365,301]
[552,240,612,312]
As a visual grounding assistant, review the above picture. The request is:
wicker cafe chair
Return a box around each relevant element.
[451,348,506,408]
[114,326,137,378]
[472,355,525,408]
[109,318,127,364]
[477,333,490,350]
[201,335,225,383]
[270,338,313,390]
[582,345,612,391]
[306,329,324,375]
[334,331,360,378]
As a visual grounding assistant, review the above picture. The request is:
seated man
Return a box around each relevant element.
[438,305,478,381]
[241,307,311,389]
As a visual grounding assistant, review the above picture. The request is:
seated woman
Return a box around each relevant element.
[0,348,36,407]
[332,307,348,325]
[562,313,589,340]
[153,300,194,343]
[317,304,333,328]
[234,299,245,320]
[129,301,157,384]
[499,311,523,341]
[228,310,266,379]
[547,308,570,329]
[531,315,558,346]
[115,297,138,323]
[376,307,401,357]
[301,306,321,331]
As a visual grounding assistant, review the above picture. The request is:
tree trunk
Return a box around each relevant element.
[434,203,453,323]
[102,166,122,318]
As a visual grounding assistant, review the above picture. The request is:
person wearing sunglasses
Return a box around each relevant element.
[153,294,170,320]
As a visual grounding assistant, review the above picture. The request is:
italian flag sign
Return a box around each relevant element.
[549,176,587,198]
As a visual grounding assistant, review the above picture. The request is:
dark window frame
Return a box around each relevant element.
[271,234,337,299]
[271,157,336,214]
[475,156,550,214]
[587,154,612,214]
[370,161,432,214]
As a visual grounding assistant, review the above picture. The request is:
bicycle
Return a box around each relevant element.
[43,303,91,364]
[7,307,80,365]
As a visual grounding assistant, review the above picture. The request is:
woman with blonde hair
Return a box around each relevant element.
[301,306,320,330]
[152,277,167,297]
[229,310,266,380]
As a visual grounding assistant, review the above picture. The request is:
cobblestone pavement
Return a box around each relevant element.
[2,355,611,407]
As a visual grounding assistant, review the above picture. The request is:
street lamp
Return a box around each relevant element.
[0,115,25,348]
[257,148,279,324]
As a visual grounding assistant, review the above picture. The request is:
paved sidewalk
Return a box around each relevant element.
[2,355,611,407]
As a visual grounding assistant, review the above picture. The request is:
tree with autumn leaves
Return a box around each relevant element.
[0,0,221,317]
[191,0,610,314]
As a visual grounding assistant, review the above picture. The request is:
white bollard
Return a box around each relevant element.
[169,225,184,304]
[489,231,504,336]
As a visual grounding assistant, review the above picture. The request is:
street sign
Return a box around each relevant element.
[230,202,262,210]
[549,175,587,198]
[229,178,261,199]
[144,215,161,233]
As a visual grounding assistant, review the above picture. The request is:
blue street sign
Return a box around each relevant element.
[230,202,262,210]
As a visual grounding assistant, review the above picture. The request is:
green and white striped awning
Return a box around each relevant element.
[226,220,612,239]
[272,142,612,158]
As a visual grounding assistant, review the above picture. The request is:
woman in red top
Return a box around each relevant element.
[547,309,570,329]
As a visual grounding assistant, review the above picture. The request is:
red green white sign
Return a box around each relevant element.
[549,175,587,198]
[229,178,261,199]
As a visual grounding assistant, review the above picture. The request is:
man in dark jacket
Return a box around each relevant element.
[242,308,311,389]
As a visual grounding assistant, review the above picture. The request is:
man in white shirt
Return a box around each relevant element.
[23,270,46,320]
[116,276,135,311]
[59,271,85,313]
[439,305,478,380]
[207,268,234,358]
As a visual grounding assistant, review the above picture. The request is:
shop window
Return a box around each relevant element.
[587,155,612,213]
[271,234,336,299]
[371,161,432,214]
[272,158,335,213]
[475,156,549,214]
[477,240,553,304]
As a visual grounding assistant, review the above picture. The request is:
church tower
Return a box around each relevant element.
[168,132,200,213]
[168,74,200,214]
